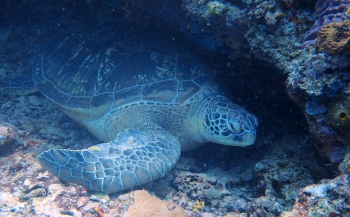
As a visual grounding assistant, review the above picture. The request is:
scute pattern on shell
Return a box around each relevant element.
[32,27,212,120]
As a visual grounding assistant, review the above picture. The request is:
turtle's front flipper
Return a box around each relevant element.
[36,129,181,194]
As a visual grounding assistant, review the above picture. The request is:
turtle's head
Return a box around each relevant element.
[202,98,258,146]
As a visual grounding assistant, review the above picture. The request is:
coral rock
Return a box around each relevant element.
[0,123,19,154]
[281,175,350,217]
[247,195,284,217]
[316,20,350,55]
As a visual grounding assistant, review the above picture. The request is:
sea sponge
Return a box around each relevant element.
[338,111,349,121]
[124,190,186,217]
[327,98,350,128]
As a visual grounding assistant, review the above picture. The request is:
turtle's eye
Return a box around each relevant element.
[228,118,243,133]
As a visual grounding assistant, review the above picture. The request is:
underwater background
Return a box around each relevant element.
[0,0,349,216]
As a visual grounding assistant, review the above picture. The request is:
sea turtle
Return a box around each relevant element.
[34,27,258,194]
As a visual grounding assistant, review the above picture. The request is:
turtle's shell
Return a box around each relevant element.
[33,27,213,121]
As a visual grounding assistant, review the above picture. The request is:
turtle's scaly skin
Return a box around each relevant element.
[34,27,258,194]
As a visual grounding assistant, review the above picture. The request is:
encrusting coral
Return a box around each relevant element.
[316,20,350,55]
[124,190,186,217]
[192,200,205,211]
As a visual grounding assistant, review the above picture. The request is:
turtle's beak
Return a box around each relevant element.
[233,129,257,146]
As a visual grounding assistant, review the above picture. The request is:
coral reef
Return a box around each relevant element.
[248,136,330,216]
[244,1,314,72]
[287,69,350,165]
[165,135,329,216]
[171,168,253,215]
[287,0,350,166]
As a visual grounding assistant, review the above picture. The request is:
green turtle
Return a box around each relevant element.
[34,27,258,194]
